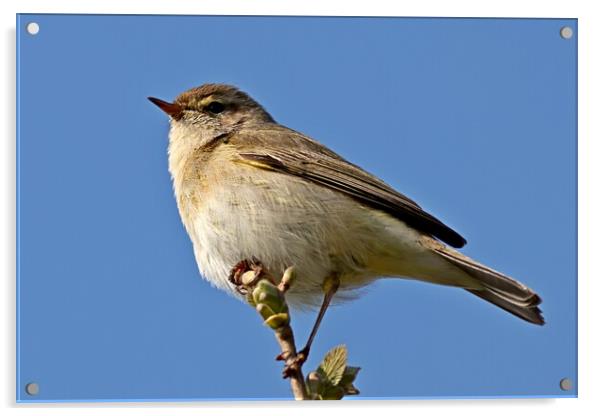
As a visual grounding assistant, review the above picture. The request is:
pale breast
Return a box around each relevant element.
[171,143,430,308]
[174,147,377,304]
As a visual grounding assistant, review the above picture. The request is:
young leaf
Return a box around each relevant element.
[340,366,361,395]
[320,384,345,400]
[264,312,290,329]
[317,345,348,386]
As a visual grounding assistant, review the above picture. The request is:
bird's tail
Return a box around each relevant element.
[432,247,544,325]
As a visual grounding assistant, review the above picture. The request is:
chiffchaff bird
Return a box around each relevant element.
[149,84,543,358]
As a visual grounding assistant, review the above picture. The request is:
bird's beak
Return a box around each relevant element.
[148,97,183,119]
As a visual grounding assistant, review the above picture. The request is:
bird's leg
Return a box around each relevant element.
[228,257,268,295]
[295,274,340,366]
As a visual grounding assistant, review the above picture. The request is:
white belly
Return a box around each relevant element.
[176,163,418,307]
[175,161,471,308]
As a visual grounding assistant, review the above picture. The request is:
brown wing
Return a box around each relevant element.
[232,126,467,248]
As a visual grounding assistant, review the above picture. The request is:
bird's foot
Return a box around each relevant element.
[295,346,309,367]
[228,257,267,295]
[276,347,309,379]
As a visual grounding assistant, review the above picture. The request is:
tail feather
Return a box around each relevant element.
[466,288,544,325]
[432,246,544,325]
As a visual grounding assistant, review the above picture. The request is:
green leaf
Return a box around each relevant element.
[264,312,289,329]
[252,280,286,313]
[320,385,345,400]
[340,366,361,395]
[317,345,348,386]
[255,303,276,321]
[246,292,256,307]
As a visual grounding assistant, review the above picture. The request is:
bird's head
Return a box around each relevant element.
[148,84,275,138]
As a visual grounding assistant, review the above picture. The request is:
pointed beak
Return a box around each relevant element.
[147,96,183,119]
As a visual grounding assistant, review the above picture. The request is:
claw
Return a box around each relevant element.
[295,347,309,367]
[228,258,269,294]
[228,259,252,294]
[281,351,307,379]
[282,366,295,379]
[228,259,249,285]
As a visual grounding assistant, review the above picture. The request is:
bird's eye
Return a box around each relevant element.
[206,101,225,114]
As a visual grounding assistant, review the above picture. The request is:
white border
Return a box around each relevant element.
[2,1,599,416]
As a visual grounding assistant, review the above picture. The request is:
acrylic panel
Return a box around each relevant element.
[16,14,577,402]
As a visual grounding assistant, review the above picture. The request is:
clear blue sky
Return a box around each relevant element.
[17,15,577,401]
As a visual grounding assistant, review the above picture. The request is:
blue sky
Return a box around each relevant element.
[17,15,576,401]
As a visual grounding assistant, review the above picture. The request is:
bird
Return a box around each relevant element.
[148,83,544,361]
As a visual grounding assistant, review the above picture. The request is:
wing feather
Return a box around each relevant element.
[231,126,467,248]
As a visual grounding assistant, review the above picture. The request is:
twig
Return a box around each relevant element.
[236,265,360,400]
[274,324,308,400]
[240,267,308,400]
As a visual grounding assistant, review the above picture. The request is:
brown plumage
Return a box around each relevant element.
[149,83,544,329]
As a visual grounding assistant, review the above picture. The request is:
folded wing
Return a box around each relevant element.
[232,126,467,248]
